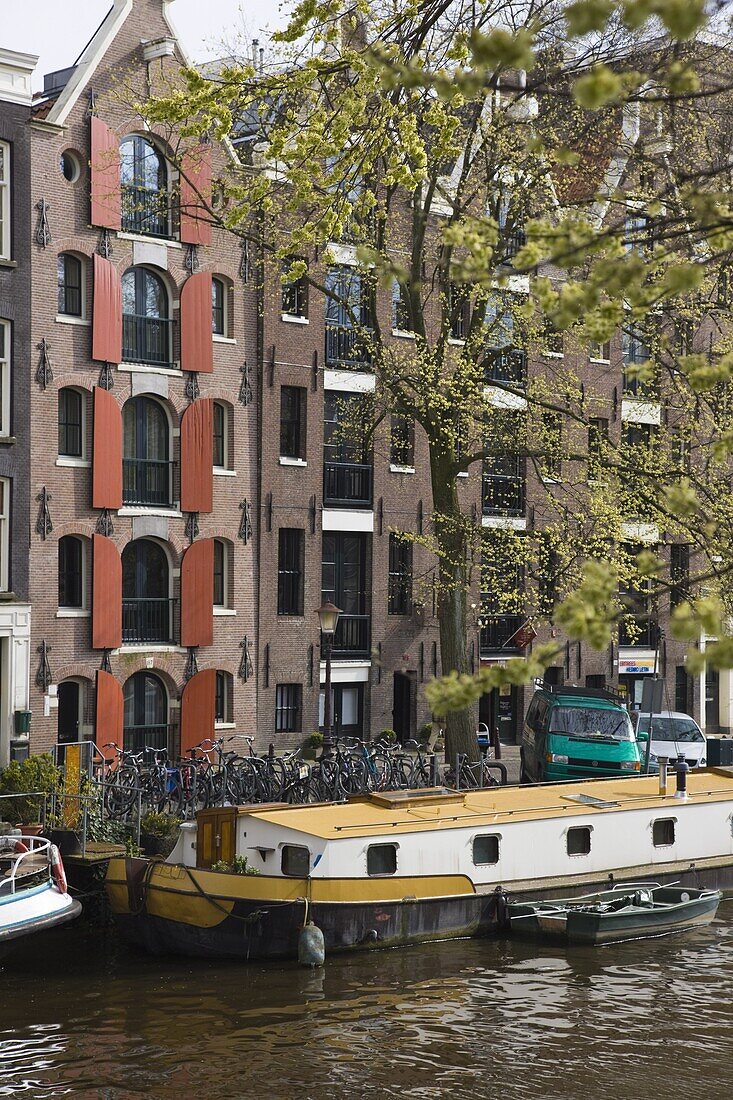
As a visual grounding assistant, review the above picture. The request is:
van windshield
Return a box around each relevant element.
[549,707,634,741]
[637,717,704,743]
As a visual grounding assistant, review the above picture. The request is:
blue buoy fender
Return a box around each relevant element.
[298,920,325,967]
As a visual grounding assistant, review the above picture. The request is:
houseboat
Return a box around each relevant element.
[105,769,733,961]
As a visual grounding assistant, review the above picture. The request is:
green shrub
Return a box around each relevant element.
[0,754,60,824]
[380,729,398,743]
[140,811,181,838]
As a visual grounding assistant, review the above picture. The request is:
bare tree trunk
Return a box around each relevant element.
[430,450,479,763]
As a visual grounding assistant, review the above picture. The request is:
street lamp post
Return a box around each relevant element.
[316,600,342,759]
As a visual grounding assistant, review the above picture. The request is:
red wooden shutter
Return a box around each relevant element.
[92,534,122,649]
[180,272,213,375]
[180,399,213,513]
[92,386,123,509]
[180,669,216,757]
[180,144,212,245]
[96,670,124,747]
[92,254,122,364]
[90,116,121,230]
[180,539,214,647]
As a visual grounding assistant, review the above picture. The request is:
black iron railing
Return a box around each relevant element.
[622,370,659,399]
[123,723,175,754]
[323,462,373,506]
[325,324,373,370]
[618,618,656,648]
[122,313,174,367]
[482,473,525,517]
[480,613,525,654]
[121,184,171,238]
[498,228,527,264]
[123,458,175,507]
[122,598,176,644]
[333,613,371,656]
[485,347,527,386]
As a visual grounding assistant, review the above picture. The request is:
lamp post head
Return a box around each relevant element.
[316,600,342,636]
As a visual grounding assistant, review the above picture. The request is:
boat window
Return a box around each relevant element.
[367,843,397,876]
[281,844,310,877]
[473,835,500,865]
[549,706,633,742]
[652,819,675,847]
[567,826,591,856]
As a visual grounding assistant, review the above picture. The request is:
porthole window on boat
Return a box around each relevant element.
[652,819,675,847]
[567,826,591,856]
[281,844,310,877]
[472,835,500,865]
[367,844,397,876]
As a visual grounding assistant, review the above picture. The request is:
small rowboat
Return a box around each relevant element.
[507,885,722,945]
[0,833,82,955]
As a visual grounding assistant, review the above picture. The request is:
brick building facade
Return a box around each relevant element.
[0,0,725,764]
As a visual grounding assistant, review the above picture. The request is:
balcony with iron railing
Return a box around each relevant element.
[479,613,525,655]
[325,324,374,370]
[122,314,175,368]
[485,347,527,387]
[121,184,172,238]
[122,598,177,645]
[482,472,525,517]
[323,462,373,507]
[123,459,175,508]
[123,723,176,754]
[497,228,527,266]
[332,613,371,657]
[618,616,657,648]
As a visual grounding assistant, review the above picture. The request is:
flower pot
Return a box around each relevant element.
[16,823,44,837]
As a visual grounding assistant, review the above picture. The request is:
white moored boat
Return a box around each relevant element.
[106,768,733,962]
[0,833,82,953]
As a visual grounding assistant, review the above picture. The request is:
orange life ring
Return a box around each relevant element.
[14,840,28,854]
[49,843,68,894]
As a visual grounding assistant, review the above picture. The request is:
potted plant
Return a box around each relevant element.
[140,812,181,858]
[301,732,323,760]
[0,753,59,834]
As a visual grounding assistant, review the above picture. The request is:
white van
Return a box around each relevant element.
[634,711,706,771]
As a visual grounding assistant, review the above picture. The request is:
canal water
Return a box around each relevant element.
[2,914,733,1099]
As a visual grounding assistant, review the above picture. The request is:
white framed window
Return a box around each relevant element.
[0,321,9,437]
[0,142,9,261]
[0,478,9,591]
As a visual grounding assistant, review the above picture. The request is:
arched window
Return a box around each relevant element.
[121,267,171,367]
[57,253,83,317]
[212,277,227,335]
[122,396,171,506]
[58,387,84,458]
[122,539,171,644]
[215,670,233,725]
[58,535,84,609]
[120,135,169,237]
[123,671,168,752]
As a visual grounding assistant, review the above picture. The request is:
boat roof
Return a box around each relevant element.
[239,768,733,840]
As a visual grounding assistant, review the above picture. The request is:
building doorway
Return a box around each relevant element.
[705,668,720,733]
[392,672,415,743]
[57,681,80,745]
[319,684,364,739]
[479,684,519,744]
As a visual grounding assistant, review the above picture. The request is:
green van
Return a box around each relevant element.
[520,684,642,783]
